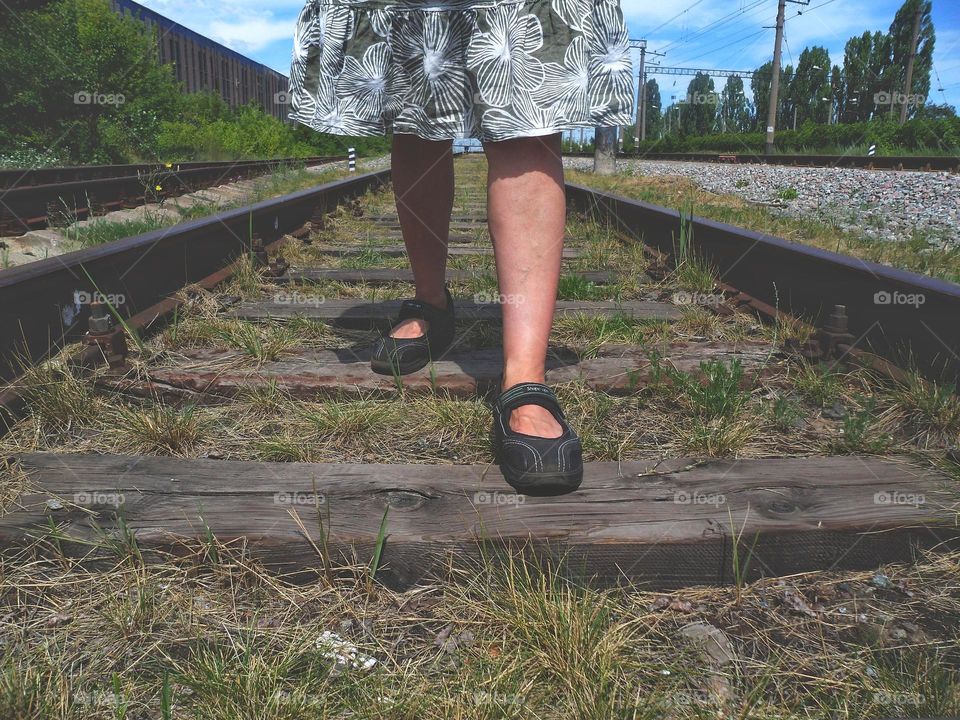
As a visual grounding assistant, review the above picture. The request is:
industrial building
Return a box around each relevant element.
[110,0,290,121]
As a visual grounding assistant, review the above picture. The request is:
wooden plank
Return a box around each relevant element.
[306,244,583,259]
[95,341,774,400]
[6,453,956,590]
[278,268,614,286]
[228,298,681,328]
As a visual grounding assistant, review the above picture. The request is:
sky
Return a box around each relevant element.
[135,0,960,111]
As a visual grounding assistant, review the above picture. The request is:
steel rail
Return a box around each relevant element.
[0,169,390,383]
[566,181,960,384]
[0,156,345,190]
[562,151,960,172]
[0,156,348,234]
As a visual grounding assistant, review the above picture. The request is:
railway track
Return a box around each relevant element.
[564,151,960,173]
[1,155,958,591]
[0,155,346,235]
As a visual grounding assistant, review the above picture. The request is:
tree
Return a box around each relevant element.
[718,76,750,132]
[643,78,662,138]
[830,65,844,123]
[885,0,934,120]
[0,0,180,162]
[840,31,892,121]
[680,73,717,136]
[786,46,831,125]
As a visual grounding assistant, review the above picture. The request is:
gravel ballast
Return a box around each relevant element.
[563,157,960,247]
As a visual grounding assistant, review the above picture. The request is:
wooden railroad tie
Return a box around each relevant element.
[305,244,583,258]
[228,298,680,328]
[6,453,956,591]
[276,268,614,286]
[95,341,773,401]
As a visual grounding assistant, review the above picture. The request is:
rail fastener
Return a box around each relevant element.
[817,305,857,360]
[83,302,128,370]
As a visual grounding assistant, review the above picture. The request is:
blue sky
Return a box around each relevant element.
[136,0,959,110]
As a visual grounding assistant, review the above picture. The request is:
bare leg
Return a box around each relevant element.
[483,133,565,438]
[389,132,454,338]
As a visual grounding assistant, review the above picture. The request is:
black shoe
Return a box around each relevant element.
[490,381,583,496]
[370,285,455,376]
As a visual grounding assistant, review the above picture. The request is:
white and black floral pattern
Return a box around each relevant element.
[288,0,634,141]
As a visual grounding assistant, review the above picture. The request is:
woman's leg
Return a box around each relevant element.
[483,133,565,438]
[390,132,455,338]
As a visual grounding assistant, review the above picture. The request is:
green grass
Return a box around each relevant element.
[209,321,299,365]
[65,214,169,248]
[113,403,209,455]
[1,533,957,720]
[794,361,845,408]
[557,274,604,300]
[551,313,656,357]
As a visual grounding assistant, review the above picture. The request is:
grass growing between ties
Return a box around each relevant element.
[0,527,957,719]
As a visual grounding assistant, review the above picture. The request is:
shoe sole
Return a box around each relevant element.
[370,354,430,376]
[369,334,455,376]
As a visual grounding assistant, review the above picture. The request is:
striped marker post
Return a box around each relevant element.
[348,147,356,172]
[868,144,877,157]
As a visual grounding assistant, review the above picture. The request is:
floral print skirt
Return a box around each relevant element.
[288,0,635,141]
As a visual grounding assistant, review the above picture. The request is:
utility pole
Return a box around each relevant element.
[764,0,809,155]
[629,39,665,145]
[899,3,923,124]
[636,44,646,144]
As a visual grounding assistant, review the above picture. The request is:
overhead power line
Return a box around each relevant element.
[646,0,711,37]
[657,0,767,54]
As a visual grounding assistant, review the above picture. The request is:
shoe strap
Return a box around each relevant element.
[494,382,564,418]
[397,287,452,324]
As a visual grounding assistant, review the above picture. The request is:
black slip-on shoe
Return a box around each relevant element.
[490,381,583,496]
[370,285,455,376]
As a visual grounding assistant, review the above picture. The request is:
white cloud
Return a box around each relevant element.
[208,18,295,52]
